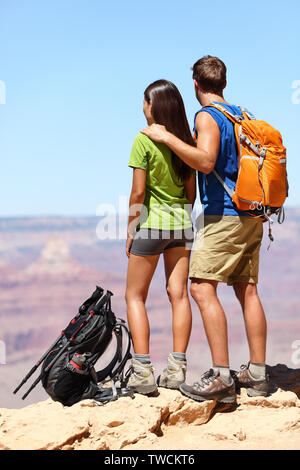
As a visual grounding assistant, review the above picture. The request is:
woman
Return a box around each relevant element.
[125,79,196,395]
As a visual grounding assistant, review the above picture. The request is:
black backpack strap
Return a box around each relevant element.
[93,383,134,405]
[96,348,120,382]
[96,320,132,384]
[110,320,132,385]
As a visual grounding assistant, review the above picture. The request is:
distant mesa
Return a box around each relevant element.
[24,236,100,280]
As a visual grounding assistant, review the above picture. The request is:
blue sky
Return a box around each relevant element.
[0,0,299,216]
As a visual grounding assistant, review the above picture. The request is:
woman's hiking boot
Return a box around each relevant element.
[126,358,157,395]
[179,368,237,404]
[233,362,269,397]
[157,353,187,390]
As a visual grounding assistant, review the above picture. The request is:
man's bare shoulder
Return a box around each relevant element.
[194,109,221,160]
[195,110,219,133]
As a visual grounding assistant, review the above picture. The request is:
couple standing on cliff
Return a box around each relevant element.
[125,56,268,404]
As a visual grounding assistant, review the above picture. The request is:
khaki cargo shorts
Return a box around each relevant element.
[189,215,263,285]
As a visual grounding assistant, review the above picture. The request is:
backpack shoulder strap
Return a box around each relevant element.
[238,106,256,121]
[212,169,234,197]
[203,102,240,198]
[96,319,132,384]
[205,102,244,124]
[205,102,257,123]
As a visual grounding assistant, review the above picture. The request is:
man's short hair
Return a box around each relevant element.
[192,56,227,95]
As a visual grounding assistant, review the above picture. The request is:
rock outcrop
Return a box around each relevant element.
[1,365,300,451]
[23,236,101,280]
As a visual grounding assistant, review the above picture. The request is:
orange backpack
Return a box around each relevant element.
[206,102,288,241]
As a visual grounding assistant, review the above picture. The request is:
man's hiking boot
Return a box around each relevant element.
[233,362,269,397]
[180,368,237,404]
[126,358,157,395]
[157,353,186,390]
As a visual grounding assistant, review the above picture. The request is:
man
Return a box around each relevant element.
[141,56,268,404]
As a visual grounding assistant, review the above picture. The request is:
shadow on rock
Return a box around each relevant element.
[267,364,300,398]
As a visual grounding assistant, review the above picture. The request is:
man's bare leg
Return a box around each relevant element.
[180,278,236,403]
[233,282,267,363]
[190,278,229,366]
[233,282,268,395]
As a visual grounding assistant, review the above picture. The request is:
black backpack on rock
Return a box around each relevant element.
[14,286,133,406]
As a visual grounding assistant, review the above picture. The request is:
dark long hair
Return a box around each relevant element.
[144,79,195,181]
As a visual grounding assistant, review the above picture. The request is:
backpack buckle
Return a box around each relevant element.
[235,115,244,122]
[260,147,267,158]
[258,147,267,168]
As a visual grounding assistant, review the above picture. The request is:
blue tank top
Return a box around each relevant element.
[194,102,246,216]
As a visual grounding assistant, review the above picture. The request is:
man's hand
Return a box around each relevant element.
[141,124,169,143]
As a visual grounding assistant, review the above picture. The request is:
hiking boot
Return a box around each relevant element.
[157,354,187,390]
[126,358,157,395]
[179,369,237,404]
[233,362,269,397]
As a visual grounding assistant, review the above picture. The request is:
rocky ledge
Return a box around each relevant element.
[0,364,299,451]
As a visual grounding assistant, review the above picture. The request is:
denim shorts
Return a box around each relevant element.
[129,226,194,256]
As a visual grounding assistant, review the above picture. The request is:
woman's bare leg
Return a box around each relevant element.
[163,246,192,353]
[125,253,160,354]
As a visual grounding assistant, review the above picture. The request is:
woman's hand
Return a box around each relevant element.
[141,124,169,143]
[126,235,133,258]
